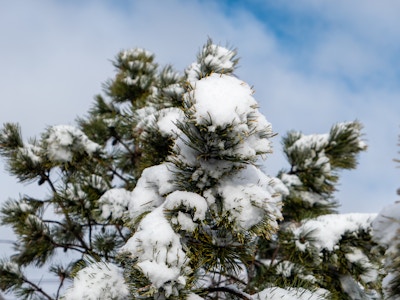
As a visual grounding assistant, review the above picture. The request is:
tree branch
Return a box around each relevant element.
[21,276,54,300]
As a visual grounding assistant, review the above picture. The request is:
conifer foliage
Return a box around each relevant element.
[0,40,386,299]
[372,135,400,300]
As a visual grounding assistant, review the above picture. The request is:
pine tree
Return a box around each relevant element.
[0,40,384,300]
[253,123,385,299]
[0,47,179,300]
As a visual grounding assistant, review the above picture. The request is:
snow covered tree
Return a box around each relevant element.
[252,124,385,299]
[0,47,176,299]
[0,40,384,300]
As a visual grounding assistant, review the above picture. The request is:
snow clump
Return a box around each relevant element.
[63,262,129,300]
[98,188,132,220]
[292,213,376,252]
[45,125,100,163]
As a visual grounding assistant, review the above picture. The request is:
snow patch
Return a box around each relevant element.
[293,213,376,252]
[98,188,132,220]
[63,262,129,300]
[45,125,100,163]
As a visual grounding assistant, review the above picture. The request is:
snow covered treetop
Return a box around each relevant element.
[282,121,366,197]
[176,73,274,168]
[185,40,238,81]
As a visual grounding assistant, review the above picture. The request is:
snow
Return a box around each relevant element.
[135,107,184,140]
[275,260,297,278]
[127,163,176,220]
[63,262,129,300]
[117,161,286,294]
[187,293,205,300]
[179,73,274,165]
[252,287,329,300]
[1,261,21,276]
[292,213,376,252]
[164,190,208,222]
[186,44,236,81]
[186,62,202,82]
[372,201,400,254]
[137,260,186,295]
[18,143,41,163]
[118,47,157,91]
[280,174,302,187]
[287,133,331,177]
[206,165,286,231]
[155,107,184,137]
[187,74,268,132]
[172,211,197,232]
[122,206,186,265]
[98,188,131,220]
[345,247,378,283]
[295,191,329,206]
[189,74,253,127]
[121,48,153,61]
[18,200,31,212]
[120,206,188,296]
[204,44,236,70]
[161,83,185,97]
[372,201,400,298]
[45,125,100,163]
[332,122,367,150]
[65,182,86,202]
[289,133,329,153]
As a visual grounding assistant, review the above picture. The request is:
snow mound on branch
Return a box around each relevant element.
[292,213,376,252]
[205,165,286,231]
[98,188,132,220]
[135,106,184,139]
[287,133,331,176]
[63,262,129,300]
[165,191,208,231]
[127,163,176,220]
[45,125,100,163]
[121,206,188,297]
[204,44,236,70]
[18,143,42,163]
[179,73,273,164]
[188,73,271,137]
[186,44,236,81]
[289,133,329,153]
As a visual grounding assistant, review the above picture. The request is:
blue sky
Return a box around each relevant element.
[1,1,400,295]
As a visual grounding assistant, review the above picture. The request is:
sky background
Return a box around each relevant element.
[0,0,399,298]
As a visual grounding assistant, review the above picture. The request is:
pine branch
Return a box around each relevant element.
[115,224,128,243]
[55,275,65,300]
[20,276,54,300]
[43,175,90,251]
